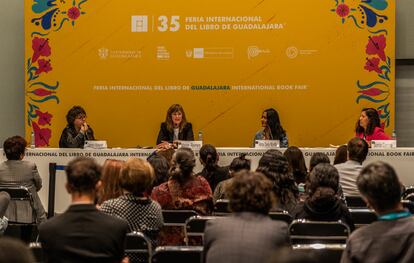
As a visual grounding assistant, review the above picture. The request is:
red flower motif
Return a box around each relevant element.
[366,35,386,61]
[35,110,53,126]
[35,59,52,75]
[67,7,81,20]
[357,88,385,96]
[336,4,350,17]
[364,57,382,74]
[32,37,51,63]
[32,122,51,147]
[31,88,54,97]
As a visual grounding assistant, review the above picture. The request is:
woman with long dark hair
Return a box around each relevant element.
[355,108,390,144]
[283,146,308,184]
[254,108,288,147]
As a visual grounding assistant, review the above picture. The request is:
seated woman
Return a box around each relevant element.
[334,145,348,165]
[0,136,46,223]
[204,171,290,263]
[96,159,125,205]
[59,106,95,148]
[256,150,299,214]
[283,146,308,184]
[151,148,212,245]
[213,153,251,202]
[100,158,163,247]
[291,163,355,231]
[355,108,390,145]
[197,144,229,192]
[156,104,194,147]
[253,108,288,148]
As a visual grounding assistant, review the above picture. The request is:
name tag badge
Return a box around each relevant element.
[255,140,280,149]
[371,140,397,149]
[84,140,108,149]
[178,141,203,150]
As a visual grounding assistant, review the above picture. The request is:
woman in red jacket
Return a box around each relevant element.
[355,108,390,145]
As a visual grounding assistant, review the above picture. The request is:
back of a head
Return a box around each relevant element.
[229,153,251,174]
[283,146,307,183]
[148,154,170,186]
[0,237,34,263]
[347,137,369,163]
[257,149,288,174]
[357,161,401,212]
[199,144,218,170]
[65,157,101,194]
[3,136,27,160]
[156,148,175,165]
[309,152,330,172]
[228,171,274,215]
[307,163,339,198]
[170,148,196,183]
[98,159,124,204]
[120,158,154,196]
[333,145,348,165]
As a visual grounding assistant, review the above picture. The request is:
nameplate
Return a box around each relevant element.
[84,140,108,149]
[255,140,280,149]
[371,140,397,149]
[178,141,203,150]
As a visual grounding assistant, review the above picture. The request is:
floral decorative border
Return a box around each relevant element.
[331,0,392,128]
[26,0,88,146]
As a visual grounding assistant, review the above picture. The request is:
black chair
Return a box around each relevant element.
[185,216,217,245]
[162,210,198,226]
[402,200,414,213]
[125,232,152,263]
[293,243,346,263]
[269,210,293,224]
[152,246,203,263]
[345,196,367,208]
[289,220,350,244]
[213,199,230,216]
[402,186,414,202]
[29,242,44,263]
[349,209,377,228]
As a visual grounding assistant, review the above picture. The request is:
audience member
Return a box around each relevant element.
[292,163,355,231]
[0,237,34,263]
[59,106,95,148]
[204,171,290,263]
[256,150,299,214]
[341,162,414,263]
[38,157,128,263]
[101,158,163,247]
[309,152,330,172]
[213,154,251,202]
[0,191,10,234]
[335,138,369,196]
[268,247,318,263]
[334,145,348,165]
[147,153,170,188]
[284,146,308,184]
[0,136,46,223]
[197,144,229,192]
[97,159,125,205]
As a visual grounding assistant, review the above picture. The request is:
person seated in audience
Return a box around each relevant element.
[0,237,35,263]
[253,108,288,147]
[268,247,318,263]
[59,105,95,148]
[335,138,368,196]
[355,108,390,146]
[213,153,251,202]
[38,157,128,263]
[334,145,348,165]
[0,136,46,223]
[292,163,355,231]
[0,191,10,235]
[151,148,212,245]
[147,153,170,189]
[256,150,299,214]
[309,152,330,172]
[101,158,163,247]
[284,146,308,184]
[97,159,125,205]
[197,144,229,192]
[341,161,414,263]
[204,171,290,263]
[156,104,194,148]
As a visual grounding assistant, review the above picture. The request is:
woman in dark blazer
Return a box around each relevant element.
[156,104,194,145]
[59,106,95,148]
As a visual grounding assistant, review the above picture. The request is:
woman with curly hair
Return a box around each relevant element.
[59,106,95,148]
[256,149,299,214]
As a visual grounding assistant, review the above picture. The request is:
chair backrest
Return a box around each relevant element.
[0,186,36,224]
[402,200,414,213]
[402,186,414,200]
[0,186,32,201]
[345,196,367,208]
[125,232,152,263]
[29,242,44,263]
[162,210,198,226]
[293,244,346,263]
[213,199,230,216]
[152,246,203,263]
[269,210,293,224]
[289,220,350,244]
[184,216,217,245]
[349,209,377,228]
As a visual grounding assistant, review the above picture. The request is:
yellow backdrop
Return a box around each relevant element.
[25,0,395,147]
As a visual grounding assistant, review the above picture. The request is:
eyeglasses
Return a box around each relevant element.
[76,114,86,120]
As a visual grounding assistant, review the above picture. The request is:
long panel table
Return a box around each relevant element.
[1,148,414,213]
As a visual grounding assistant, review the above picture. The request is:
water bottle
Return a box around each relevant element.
[198,130,203,142]
[30,131,36,148]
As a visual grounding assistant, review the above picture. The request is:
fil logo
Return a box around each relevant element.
[98,48,109,59]
[157,46,170,60]
[247,46,270,59]
[131,16,148,32]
